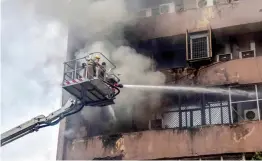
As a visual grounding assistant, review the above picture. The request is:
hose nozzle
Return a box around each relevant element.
[116,84,123,88]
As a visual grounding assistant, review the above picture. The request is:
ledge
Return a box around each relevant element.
[134,0,262,40]
[197,56,262,86]
[64,121,262,160]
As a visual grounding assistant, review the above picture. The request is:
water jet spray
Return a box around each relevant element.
[122,84,256,98]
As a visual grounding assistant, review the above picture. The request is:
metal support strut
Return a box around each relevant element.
[1,98,83,147]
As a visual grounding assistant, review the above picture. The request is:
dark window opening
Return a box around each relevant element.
[231,85,256,102]
[154,36,186,69]
[257,84,262,99]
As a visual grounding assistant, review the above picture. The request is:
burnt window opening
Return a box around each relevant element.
[101,134,123,149]
[154,36,187,69]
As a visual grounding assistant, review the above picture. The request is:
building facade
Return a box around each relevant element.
[57,0,262,160]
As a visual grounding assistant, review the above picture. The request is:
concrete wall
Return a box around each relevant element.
[64,121,262,160]
[134,0,262,40]
[197,56,262,86]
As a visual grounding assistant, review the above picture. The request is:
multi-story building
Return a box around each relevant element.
[57,0,262,160]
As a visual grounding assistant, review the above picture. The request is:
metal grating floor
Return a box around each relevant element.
[63,78,114,106]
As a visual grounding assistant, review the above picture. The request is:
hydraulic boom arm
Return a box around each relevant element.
[1,98,84,147]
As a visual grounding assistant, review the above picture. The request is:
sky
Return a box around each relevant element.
[1,0,68,160]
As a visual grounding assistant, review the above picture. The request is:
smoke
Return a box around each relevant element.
[33,0,135,39]
[12,0,165,136]
[76,42,166,134]
[1,0,68,161]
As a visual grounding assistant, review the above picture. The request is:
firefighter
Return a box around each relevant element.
[87,55,100,79]
[97,62,106,80]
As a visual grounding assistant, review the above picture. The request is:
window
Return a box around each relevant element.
[257,84,262,99]
[231,85,256,102]
[163,112,179,128]
[232,101,259,123]
[189,32,210,60]
[204,93,230,125]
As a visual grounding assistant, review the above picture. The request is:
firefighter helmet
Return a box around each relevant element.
[95,55,100,59]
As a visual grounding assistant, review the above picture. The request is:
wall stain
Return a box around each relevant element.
[233,126,255,143]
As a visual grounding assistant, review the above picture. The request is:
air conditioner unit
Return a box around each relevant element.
[244,109,259,121]
[216,53,232,62]
[239,50,255,59]
[189,33,211,60]
[137,8,152,18]
[197,0,214,8]
[159,3,175,14]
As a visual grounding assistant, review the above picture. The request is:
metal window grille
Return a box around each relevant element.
[163,112,179,128]
[222,106,230,123]
[190,36,209,59]
[210,107,222,124]
[192,110,202,126]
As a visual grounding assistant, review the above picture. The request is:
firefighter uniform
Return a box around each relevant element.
[86,55,100,79]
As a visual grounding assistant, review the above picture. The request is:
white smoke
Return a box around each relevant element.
[33,0,135,38]
[77,41,166,133]
[16,0,165,136]
[51,0,166,131]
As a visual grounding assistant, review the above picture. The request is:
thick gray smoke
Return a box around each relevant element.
[59,0,166,134]
[27,0,166,136]
[33,0,135,38]
[77,42,166,129]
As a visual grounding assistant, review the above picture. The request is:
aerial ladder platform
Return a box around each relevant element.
[1,52,123,147]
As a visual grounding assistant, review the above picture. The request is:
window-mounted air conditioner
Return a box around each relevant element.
[189,33,211,60]
[159,3,175,14]
[239,50,255,59]
[137,8,152,18]
[197,0,214,8]
[244,109,259,121]
[216,53,232,62]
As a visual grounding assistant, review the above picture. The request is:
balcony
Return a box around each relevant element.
[197,56,262,86]
[64,121,262,160]
[134,0,262,40]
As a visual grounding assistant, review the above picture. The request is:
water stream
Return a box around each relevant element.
[123,84,256,98]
